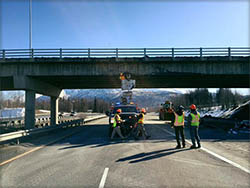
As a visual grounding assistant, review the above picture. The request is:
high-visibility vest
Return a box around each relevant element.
[113,114,121,127]
[174,112,184,126]
[138,113,144,124]
[190,112,200,126]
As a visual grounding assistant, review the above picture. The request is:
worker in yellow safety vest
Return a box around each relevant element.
[172,105,186,149]
[111,109,125,140]
[188,104,201,149]
[136,108,150,140]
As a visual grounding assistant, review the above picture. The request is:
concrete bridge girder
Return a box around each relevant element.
[13,76,62,97]
[0,58,249,78]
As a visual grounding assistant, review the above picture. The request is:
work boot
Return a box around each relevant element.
[146,135,151,139]
[175,145,181,149]
[182,144,186,148]
[197,143,201,148]
[190,145,196,149]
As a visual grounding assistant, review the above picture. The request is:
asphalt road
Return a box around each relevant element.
[0,114,249,188]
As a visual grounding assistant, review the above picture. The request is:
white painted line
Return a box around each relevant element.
[99,167,109,188]
[200,146,250,174]
[0,116,106,167]
[157,126,250,174]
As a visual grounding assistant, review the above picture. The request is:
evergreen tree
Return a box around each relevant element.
[93,97,97,112]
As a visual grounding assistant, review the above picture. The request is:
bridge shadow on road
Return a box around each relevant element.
[58,139,127,150]
[57,124,147,150]
[116,148,189,164]
[57,124,176,150]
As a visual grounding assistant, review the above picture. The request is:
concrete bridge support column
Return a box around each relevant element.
[50,97,59,126]
[25,90,36,129]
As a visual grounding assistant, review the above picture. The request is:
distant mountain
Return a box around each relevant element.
[1,89,183,108]
[35,89,182,108]
[64,89,183,108]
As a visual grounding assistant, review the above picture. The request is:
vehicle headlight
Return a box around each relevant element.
[111,118,114,123]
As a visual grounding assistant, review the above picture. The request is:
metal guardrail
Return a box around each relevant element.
[0,116,81,134]
[0,115,106,143]
[0,119,84,143]
[0,47,249,59]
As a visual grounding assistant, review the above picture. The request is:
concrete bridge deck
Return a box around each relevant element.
[0,56,249,91]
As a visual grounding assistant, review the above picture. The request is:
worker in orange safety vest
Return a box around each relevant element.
[136,108,150,140]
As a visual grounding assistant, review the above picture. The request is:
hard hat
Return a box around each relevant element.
[117,109,122,113]
[141,108,146,113]
[178,105,184,111]
[190,104,196,110]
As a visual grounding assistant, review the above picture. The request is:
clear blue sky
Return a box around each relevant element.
[0,0,249,49]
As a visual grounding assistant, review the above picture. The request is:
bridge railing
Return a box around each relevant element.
[0,47,249,59]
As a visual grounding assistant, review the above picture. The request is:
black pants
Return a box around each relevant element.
[128,125,139,139]
[137,123,148,139]
[174,126,185,147]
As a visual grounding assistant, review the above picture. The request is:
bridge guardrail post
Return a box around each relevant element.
[172,48,175,60]
[116,48,118,60]
[228,47,232,60]
[200,47,203,60]
[30,48,34,59]
[144,48,147,60]
[60,48,62,59]
[88,48,90,59]
[2,50,5,59]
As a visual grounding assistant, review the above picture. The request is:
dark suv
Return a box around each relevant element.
[108,104,140,137]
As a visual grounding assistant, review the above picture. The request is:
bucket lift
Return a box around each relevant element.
[120,72,135,104]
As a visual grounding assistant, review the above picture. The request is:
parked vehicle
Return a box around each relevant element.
[70,111,76,116]
[107,102,140,137]
[159,101,174,121]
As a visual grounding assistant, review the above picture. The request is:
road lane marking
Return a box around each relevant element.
[0,128,82,167]
[0,145,44,166]
[0,117,107,167]
[99,167,109,188]
[170,156,227,168]
[157,126,250,174]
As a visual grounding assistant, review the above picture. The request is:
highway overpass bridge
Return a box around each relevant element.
[0,47,249,129]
